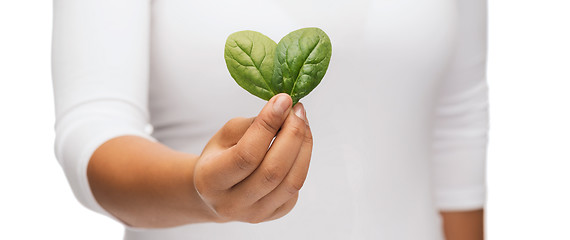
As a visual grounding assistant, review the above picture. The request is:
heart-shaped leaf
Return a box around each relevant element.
[225,28,332,104]
[272,28,332,104]
[225,30,277,100]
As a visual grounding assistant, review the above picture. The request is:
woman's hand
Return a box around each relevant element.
[194,93,313,223]
[88,94,311,228]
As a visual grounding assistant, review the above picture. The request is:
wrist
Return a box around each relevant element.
[175,152,221,224]
[189,153,230,223]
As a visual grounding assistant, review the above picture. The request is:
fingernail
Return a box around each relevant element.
[293,103,308,125]
[273,94,290,115]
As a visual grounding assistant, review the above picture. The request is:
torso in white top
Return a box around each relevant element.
[51,0,488,239]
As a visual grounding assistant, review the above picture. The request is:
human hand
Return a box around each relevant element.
[193,94,312,223]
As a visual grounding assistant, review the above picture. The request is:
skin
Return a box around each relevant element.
[88,93,484,236]
[441,209,484,240]
[89,94,311,227]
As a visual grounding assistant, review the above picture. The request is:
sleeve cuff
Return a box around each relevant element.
[435,185,486,211]
[54,100,155,223]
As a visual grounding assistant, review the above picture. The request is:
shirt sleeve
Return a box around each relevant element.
[52,0,153,218]
[431,0,489,211]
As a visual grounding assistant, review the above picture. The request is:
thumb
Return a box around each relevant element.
[237,93,292,152]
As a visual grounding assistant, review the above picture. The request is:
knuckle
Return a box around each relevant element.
[226,117,247,127]
[269,198,298,221]
[304,130,313,144]
[221,117,247,136]
[256,116,280,134]
[287,122,305,139]
[285,177,305,195]
[233,148,257,171]
[262,165,287,185]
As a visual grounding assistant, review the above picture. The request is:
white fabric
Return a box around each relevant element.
[52,0,488,239]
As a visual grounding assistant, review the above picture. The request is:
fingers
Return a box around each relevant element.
[200,94,292,190]
[194,101,313,224]
[250,109,312,213]
[263,193,299,222]
[231,103,310,203]
[245,193,299,223]
[235,93,292,160]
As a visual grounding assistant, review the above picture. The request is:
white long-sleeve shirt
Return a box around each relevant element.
[52,0,488,239]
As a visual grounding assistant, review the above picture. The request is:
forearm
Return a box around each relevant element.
[440,209,484,240]
[87,136,216,228]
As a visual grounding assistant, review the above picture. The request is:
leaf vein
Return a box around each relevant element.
[290,38,320,97]
[234,40,275,95]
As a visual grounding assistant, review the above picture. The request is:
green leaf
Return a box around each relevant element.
[272,28,332,105]
[224,30,277,100]
[224,28,332,105]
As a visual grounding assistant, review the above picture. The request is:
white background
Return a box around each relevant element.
[1,1,568,239]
